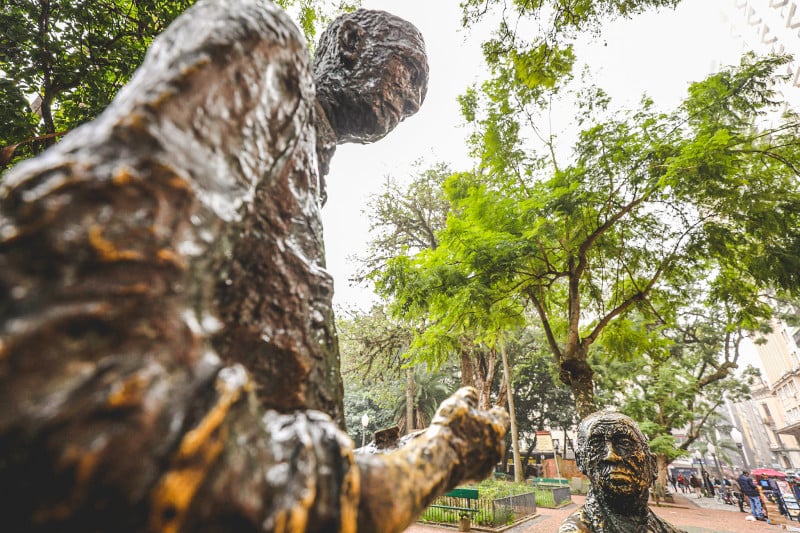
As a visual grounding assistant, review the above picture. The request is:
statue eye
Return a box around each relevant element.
[614,436,634,451]
[588,435,605,449]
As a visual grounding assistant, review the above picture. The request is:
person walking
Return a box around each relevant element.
[677,474,687,493]
[731,477,746,512]
[738,470,766,521]
[703,470,715,497]
[690,473,703,498]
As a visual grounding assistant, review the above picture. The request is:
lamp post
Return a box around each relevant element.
[730,427,749,470]
[552,439,562,480]
[708,443,723,482]
[694,450,707,478]
[361,413,370,448]
[695,449,713,497]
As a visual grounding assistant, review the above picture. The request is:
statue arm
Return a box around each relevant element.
[355,388,508,533]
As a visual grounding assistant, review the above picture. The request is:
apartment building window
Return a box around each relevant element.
[763,404,775,426]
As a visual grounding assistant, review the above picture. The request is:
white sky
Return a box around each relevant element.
[322,0,745,311]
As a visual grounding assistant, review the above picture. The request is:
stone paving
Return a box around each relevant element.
[404,493,800,533]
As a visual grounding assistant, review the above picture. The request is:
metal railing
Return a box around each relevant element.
[421,490,538,528]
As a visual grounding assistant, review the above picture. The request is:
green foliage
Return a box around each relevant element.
[389,365,456,431]
[355,161,452,285]
[0,0,194,167]
[0,0,357,170]
[275,0,360,48]
[460,0,681,94]
[377,52,800,417]
[342,380,397,442]
[507,333,578,440]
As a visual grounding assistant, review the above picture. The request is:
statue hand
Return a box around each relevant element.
[429,387,509,484]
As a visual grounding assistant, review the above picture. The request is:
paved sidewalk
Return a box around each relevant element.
[404,493,799,533]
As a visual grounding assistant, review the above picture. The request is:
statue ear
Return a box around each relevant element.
[338,18,364,67]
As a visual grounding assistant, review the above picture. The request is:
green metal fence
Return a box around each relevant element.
[531,484,572,508]
[421,490,538,527]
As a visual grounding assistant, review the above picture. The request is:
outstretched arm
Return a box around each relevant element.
[355,388,508,533]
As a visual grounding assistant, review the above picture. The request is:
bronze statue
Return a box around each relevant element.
[0,1,508,531]
[558,412,685,533]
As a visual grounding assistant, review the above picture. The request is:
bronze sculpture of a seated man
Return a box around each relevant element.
[559,412,686,533]
[0,1,508,531]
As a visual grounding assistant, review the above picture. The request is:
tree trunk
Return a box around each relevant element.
[406,367,416,434]
[654,453,669,505]
[560,345,596,418]
[500,344,523,483]
[460,345,497,410]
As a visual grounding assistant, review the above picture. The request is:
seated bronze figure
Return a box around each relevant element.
[0,1,508,531]
[559,412,685,533]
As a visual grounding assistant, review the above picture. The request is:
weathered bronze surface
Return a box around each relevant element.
[559,412,685,533]
[0,1,507,531]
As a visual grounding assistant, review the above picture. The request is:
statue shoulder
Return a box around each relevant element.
[558,507,592,532]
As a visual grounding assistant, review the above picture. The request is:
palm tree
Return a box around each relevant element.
[696,412,738,477]
[393,365,455,433]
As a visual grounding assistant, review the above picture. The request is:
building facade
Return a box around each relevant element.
[728,320,800,470]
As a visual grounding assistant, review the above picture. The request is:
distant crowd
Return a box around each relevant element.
[670,469,800,522]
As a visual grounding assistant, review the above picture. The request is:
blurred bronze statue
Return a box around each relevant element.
[558,412,685,533]
[0,1,508,531]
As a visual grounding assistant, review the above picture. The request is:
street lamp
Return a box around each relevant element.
[730,427,749,470]
[707,443,723,482]
[361,413,370,448]
[693,450,706,476]
[694,450,708,496]
[552,439,562,480]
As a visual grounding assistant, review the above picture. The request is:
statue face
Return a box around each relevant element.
[356,49,427,140]
[313,10,429,144]
[579,414,654,497]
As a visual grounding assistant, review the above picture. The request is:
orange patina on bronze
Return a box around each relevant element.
[148,372,247,533]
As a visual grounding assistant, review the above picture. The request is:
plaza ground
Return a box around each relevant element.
[404,493,798,533]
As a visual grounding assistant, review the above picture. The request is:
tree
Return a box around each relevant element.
[0,0,194,168]
[511,337,578,438]
[389,364,457,433]
[500,330,579,475]
[592,295,761,499]
[358,163,506,410]
[377,53,800,418]
[338,304,463,437]
[459,0,682,118]
[354,161,452,284]
[0,0,356,170]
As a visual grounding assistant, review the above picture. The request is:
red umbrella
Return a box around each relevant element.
[751,468,786,478]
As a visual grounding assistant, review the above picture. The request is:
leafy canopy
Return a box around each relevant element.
[1,0,357,169]
[376,52,800,416]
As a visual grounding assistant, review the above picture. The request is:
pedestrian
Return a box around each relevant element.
[703,470,714,496]
[737,470,766,521]
[690,473,703,498]
[669,474,677,493]
[730,477,746,512]
[677,473,687,493]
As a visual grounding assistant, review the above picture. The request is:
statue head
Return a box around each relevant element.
[312,9,428,144]
[575,411,656,501]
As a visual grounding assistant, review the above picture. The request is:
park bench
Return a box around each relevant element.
[429,488,481,520]
[530,477,569,486]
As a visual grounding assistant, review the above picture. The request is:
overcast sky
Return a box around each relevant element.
[317,0,773,374]
[321,0,744,311]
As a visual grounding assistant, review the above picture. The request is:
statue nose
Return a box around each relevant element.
[403,97,420,115]
[603,442,622,461]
